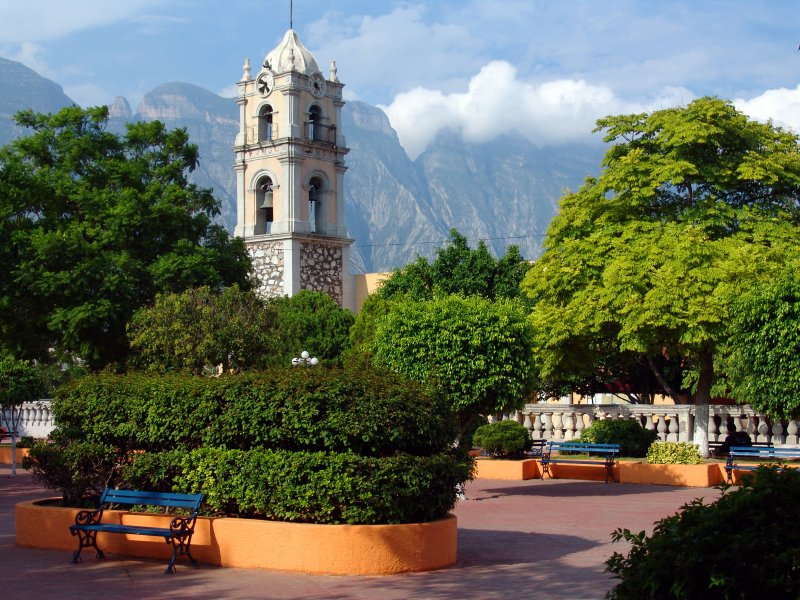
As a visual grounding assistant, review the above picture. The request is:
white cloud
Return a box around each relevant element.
[0,0,165,42]
[735,86,800,134]
[2,42,52,77]
[381,60,695,159]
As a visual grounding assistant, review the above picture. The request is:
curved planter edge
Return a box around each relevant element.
[16,498,457,575]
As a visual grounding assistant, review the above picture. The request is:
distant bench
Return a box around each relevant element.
[709,440,772,458]
[540,441,620,483]
[70,488,205,574]
[725,446,800,484]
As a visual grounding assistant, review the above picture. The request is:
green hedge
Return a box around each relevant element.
[121,447,472,524]
[52,368,455,456]
[29,366,472,523]
[579,418,658,457]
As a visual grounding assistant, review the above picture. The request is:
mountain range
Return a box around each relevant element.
[0,57,604,272]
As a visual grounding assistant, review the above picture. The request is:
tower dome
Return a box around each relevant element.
[262,29,320,75]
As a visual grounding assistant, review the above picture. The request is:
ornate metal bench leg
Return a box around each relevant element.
[72,529,104,563]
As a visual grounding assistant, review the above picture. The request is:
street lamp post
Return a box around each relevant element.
[291,350,319,367]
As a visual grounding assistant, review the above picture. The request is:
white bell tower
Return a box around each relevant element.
[233,29,353,309]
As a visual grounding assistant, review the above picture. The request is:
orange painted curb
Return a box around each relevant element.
[16,499,457,575]
[619,462,723,487]
[474,458,539,480]
[536,460,621,482]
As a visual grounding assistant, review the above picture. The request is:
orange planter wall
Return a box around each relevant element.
[474,458,539,480]
[536,460,621,482]
[619,462,723,487]
[16,499,457,575]
[0,447,30,465]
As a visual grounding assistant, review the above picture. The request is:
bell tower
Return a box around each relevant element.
[234,30,353,309]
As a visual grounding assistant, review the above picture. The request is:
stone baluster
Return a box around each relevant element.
[786,420,799,445]
[656,416,668,442]
[771,420,785,446]
[667,414,679,442]
[542,412,554,440]
[532,413,544,440]
[563,412,575,440]
[574,411,585,440]
[707,412,720,443]
[552,413,564,440]
[523,411,533,433]
[757,418,770,443]
[642,414,656,438]
[746,417,758,442]
[585,410,595,430]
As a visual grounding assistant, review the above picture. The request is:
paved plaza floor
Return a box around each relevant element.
[1,467,721,599]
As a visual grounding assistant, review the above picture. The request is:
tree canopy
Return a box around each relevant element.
[726,272,800,419]
[368,295,536,434]
[0,106,252,369]
[522,97,800,452]
[127,288,353,373]
[377,229,530,302]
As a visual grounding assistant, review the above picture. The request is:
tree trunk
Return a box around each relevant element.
[646,354,681,404]
[693,350,714,458]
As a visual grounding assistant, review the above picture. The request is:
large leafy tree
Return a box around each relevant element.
[0,106,252,368]
[726,272,800,419]
[368,295,536,436]
[522,97,800,454]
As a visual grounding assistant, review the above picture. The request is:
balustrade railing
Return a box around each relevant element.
[515,403,800,447]
[4,401,799,448]
[1,400,54,439]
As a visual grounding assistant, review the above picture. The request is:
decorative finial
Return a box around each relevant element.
[241,58,251,82]
[288,47,296,71]
[330,60,338,83]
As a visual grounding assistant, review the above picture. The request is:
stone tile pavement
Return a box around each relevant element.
[0,467,721,599]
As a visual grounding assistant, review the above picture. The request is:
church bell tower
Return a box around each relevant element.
[234,30,353,309]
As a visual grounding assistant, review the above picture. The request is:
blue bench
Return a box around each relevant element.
[541,441,620,483]
[70,488,204,574]
[725,446,800,484]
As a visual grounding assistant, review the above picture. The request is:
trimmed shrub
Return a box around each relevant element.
[646,442,705,465]
[606,466,800,599]
[51,368,456,456]
[27,365,473,522]
[121,447,472,524]
[473,420,529,458]
[579,419,658,457]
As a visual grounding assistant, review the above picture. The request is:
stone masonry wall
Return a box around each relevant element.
[249,240,285,298]
[300,243,343,305]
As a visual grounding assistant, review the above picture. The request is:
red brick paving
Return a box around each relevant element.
[0,467,721,599]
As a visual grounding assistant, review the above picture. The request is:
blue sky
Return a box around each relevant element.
[2,0,799,158]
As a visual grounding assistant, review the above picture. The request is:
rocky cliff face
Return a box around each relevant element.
[0,58,75,146]
[0,63,604,272]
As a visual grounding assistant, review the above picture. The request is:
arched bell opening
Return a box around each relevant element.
[256,176,274,234]
[258,105,274,142]
[308,176,325,234]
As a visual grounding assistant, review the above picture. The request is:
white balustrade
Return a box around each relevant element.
[518,403,800,448]
[1,400,54,439]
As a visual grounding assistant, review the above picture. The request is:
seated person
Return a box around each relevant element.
[716,428,752,456]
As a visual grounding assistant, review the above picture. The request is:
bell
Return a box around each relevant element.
[258,190,273,209]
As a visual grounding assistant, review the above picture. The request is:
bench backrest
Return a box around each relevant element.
[729,446,800,457]
[546,441,620,455]
[99,488,204,513]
